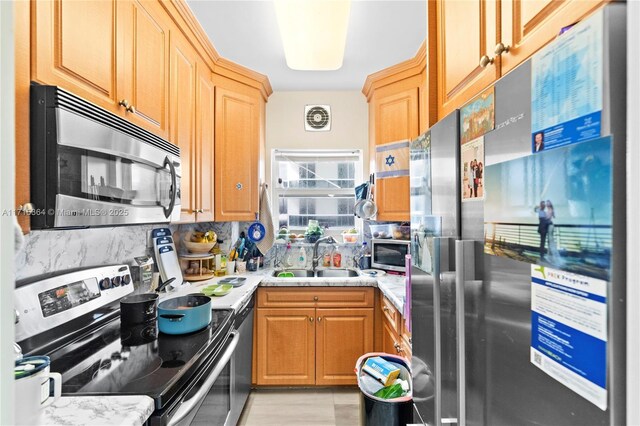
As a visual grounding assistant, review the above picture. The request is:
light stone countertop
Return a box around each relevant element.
[40,395,154,426]
[160,267,407,314]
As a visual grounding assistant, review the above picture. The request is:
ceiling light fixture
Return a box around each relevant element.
[274,0,351,71]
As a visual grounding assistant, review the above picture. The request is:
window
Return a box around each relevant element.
[272,149,363,231]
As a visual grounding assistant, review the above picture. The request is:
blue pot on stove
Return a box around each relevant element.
[158,294,212,335]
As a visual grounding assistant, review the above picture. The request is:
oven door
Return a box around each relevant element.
[161,330,239,426]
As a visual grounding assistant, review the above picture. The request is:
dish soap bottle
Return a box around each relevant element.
[322,248,332,267]
[332,246,342,268]
[297,246,307,268]
[284,243,294,268]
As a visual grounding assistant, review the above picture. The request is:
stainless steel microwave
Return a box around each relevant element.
[370,238,411,272]
[30,85,181,229]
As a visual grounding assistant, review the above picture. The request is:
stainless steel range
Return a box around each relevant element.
[15,265,239,426]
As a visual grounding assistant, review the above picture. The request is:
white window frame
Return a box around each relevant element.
[271,149,363,234]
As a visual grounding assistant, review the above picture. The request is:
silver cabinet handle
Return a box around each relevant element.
[479,55,494,68]
[309,316,314,323]
[317,317,322,322]
[168,330,239,426]
[494,42,510,56]
[236,182,243,190]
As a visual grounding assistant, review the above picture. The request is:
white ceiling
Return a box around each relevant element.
[186,0,427,91]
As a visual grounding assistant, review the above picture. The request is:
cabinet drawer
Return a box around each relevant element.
[380,293,400,334]
[258,287,375,308]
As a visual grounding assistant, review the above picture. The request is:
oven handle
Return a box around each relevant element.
[168,330,239,426]
[163,156,177,219]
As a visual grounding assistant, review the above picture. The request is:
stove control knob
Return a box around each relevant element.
[122,275,131,285]
[112,276,121,287]
[100,278,112,290]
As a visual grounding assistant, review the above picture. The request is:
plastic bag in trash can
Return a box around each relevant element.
[355,353,412,402]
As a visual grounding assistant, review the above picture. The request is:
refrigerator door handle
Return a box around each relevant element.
[455,240,481,426]
[433,236,455,426]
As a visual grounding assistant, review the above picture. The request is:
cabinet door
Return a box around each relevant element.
[33,0,118,112]
[117,0,169,138]
[382,318,401,356]
[372,84,418,222]
[500,0,609,74]
[170,33,197,222]
[195,63,215,222]
[316,308,374,385]
[436,0,499,118]
[256,308,316,386]
[214,83,260,221]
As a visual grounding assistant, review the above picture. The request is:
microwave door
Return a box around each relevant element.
[54,146,180,227]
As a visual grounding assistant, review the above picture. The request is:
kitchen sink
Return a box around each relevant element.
[271,269,360,278]
[315,269,360,278]
[272,269,315,278]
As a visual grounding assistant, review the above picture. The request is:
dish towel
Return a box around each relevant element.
[256,185,275,256]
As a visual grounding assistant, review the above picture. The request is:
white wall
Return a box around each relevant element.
[0,2,15,424]
[627,3,640,425]
[265,91,369,185]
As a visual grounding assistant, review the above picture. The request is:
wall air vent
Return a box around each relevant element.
[304,105,331,132]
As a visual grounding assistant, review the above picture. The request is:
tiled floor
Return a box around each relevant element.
[238,388,360,426]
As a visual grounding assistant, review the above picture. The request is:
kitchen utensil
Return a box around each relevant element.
[182,231,217,253]
[14,356,62,425]
[218,277,247,287]
[152,228,184,288]
[120,277,176,325]
[361,269,386,277]
[355,174,378,219]
[201,284,233,297]
[158,294,212,335]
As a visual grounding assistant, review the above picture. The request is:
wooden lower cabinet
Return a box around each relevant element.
[381,318,401,355]
[256,308,316,386]
[316,308,374,385]
[255,288,374,386]
[379,294,412,361]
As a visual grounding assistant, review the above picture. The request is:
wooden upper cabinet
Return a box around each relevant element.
[316,308,374,385]
[195,63,215,222]
[500,0,610,74]
[431,0,611,116]
[372,83,418,222]
[436,0,498,119]
[170,33,197,222]
[214,80,261,221]
[256,308,316,386]
[117,0,169,138]
[33,0,118,112]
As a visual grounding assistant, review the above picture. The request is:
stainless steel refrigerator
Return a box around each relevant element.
[410,5,627,425]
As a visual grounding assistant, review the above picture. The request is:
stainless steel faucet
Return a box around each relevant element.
[312,235,336,271]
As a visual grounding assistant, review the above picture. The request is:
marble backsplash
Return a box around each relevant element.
[14,220,370,282]
[15,222,238,281]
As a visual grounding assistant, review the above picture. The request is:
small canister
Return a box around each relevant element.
[247,258,258,272]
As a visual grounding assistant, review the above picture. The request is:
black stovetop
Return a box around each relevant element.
[47,309,233,409]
